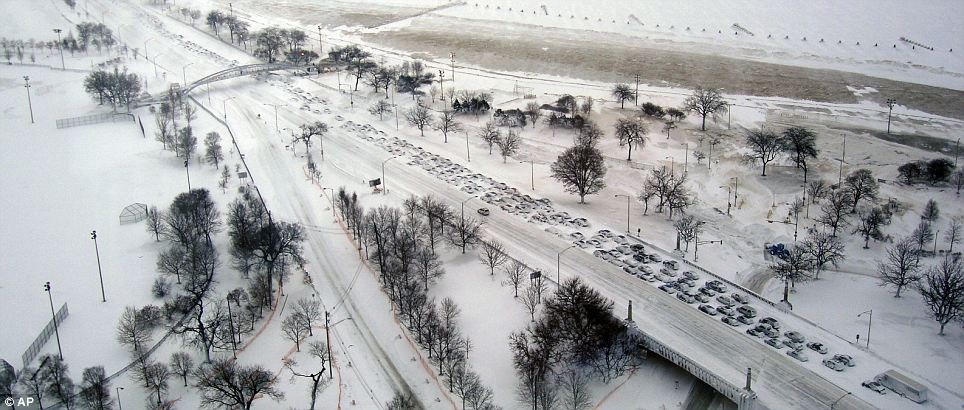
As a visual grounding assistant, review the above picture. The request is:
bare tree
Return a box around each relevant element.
[770,245,813,304]
[801,230,845,279]
[611,84,635,109]
[193,358,284,410]
[156,246,188,284]
[282,312,309,351]
[293,298,322,336]
[673,214,704,252]
[477,121,501,155]
[878,237,921,297]
[405,104,433,137]
[283,341,330,410]
[576,121,604,147]
[434,110,462,143]
[39,354,74,409]
[844,169,879,212]
[496,130,522,163]
[683,87,728,131]
[447,215,484,254]
[414,246,445,291]
[614,118,648,161]
[204,132,224,168]
[782,127,818,178]
[921,198,940,223]
[368,100,392,120]
[817,190,853,236]
[521,281,542,321]
[169,351,194,387]
[551,144,607,204]
[146,205,165,241]
[945,217,962,253]
[296,121,328,154]
[524,102,542,128]
[502,259,527,297]
[557,366,592,410]
[580,97,594,118]
[918,257,964,335]
[743,129,784,176]
[143,362,171,405]
[479,240,509,275]
[807,179,830,205]
[78,366,113,410]
[116,306,153,354]
[852,205,892,249]
[912,221,935,253]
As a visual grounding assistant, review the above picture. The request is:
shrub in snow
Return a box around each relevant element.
[153,277,172,299]
[138,305,164,328]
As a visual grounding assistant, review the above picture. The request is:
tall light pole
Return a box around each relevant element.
[830,392,851,409]
[664,156,675,175]
[325,311,333,379]
[838,134,847,187]
[43,282,64,360]
[520,160,534,190]
[90,230,106,302]
[263,103,281,132]
[858,310,872,349]
[321,187,335,217]
[954,138,960,168]
[317,25,323,55]
[222,96,236,123]
[465,131,471,162]
[184,160,191,191]
[460,196,477,223]
[116,387,124,410]
[381,157,395,195]
[143,38,152,59]
[23,76,34,124]
[53,29,66,69]
[615,194,631,232]
[885,98,897,134]
[151,53,164,78]
[557,245,577,287]
[181,62,194,86]
[731,177,739,210]
[225,294,238,356]
[450,52,456,82]
[683,143,689,175]
[439,69,445,102]
[720,185,732,215]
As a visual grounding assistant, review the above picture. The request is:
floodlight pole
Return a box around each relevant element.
[184,160,192,191]
[44,282,64,360]
[24,76,35,124]
[90,230,106,302]
[53,29,66,69]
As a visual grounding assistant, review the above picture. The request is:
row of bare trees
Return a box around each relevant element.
[333,189,496,408]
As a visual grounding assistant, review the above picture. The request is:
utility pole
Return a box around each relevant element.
[44,282,64,360]
[317,25,323,56]
[325,311,333,379]
[23,76,34,124]
[634,73,640,106]
[53,29,66,69]
[90,230,106,302]
[885,98,897,134]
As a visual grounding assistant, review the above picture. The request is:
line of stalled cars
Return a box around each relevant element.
[582,229,863,376]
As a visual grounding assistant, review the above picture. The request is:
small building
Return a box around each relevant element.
[875,369,928,403]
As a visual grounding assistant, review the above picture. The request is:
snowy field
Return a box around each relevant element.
[2,0,963,409]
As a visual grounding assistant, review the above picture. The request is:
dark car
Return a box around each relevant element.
[721,316,741,327]
[698,304,718,316]
[477,207,490,216]
[862,380,887,394]
[807,342,828,354]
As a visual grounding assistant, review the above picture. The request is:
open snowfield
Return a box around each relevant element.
[2,0,963,409]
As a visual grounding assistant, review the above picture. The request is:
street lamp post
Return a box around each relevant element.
[439,69,445,102]
[222,96,236,123]
[858,310,872,349]
[720,185,732,215]
[557,245,576,287]
[520,160,534,190]
[615,194,631,232]
[838,134,847,186]
[151,53,164,78]
[43,282,64,360]
[322,187,335,217]
[225,294,238,356]
[181,62,194,86]
[465,131,471,162]
[116,386,124,410]
[885,98,897,134]
[90,230,106,302]
[731,177,739,210]
[317,25,323,55]
[830,392,851,409]
[381,157,395,195]
[53,29,66,69]
[460,196,477,223]
[184,160,191,191]
[143,38,152,61]
[325,311,333,379]
[450,52,456,81]
[664,156,675,175]
[23,76,34,124]
[263,103,281,132]
[683,143,689,175]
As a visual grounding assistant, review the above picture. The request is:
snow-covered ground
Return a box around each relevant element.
[2,0,963,409]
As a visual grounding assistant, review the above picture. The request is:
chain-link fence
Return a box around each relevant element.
[55,112,135,129]
[21,303,68,369]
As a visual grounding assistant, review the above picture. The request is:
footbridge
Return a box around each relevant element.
[136,62,308,106]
